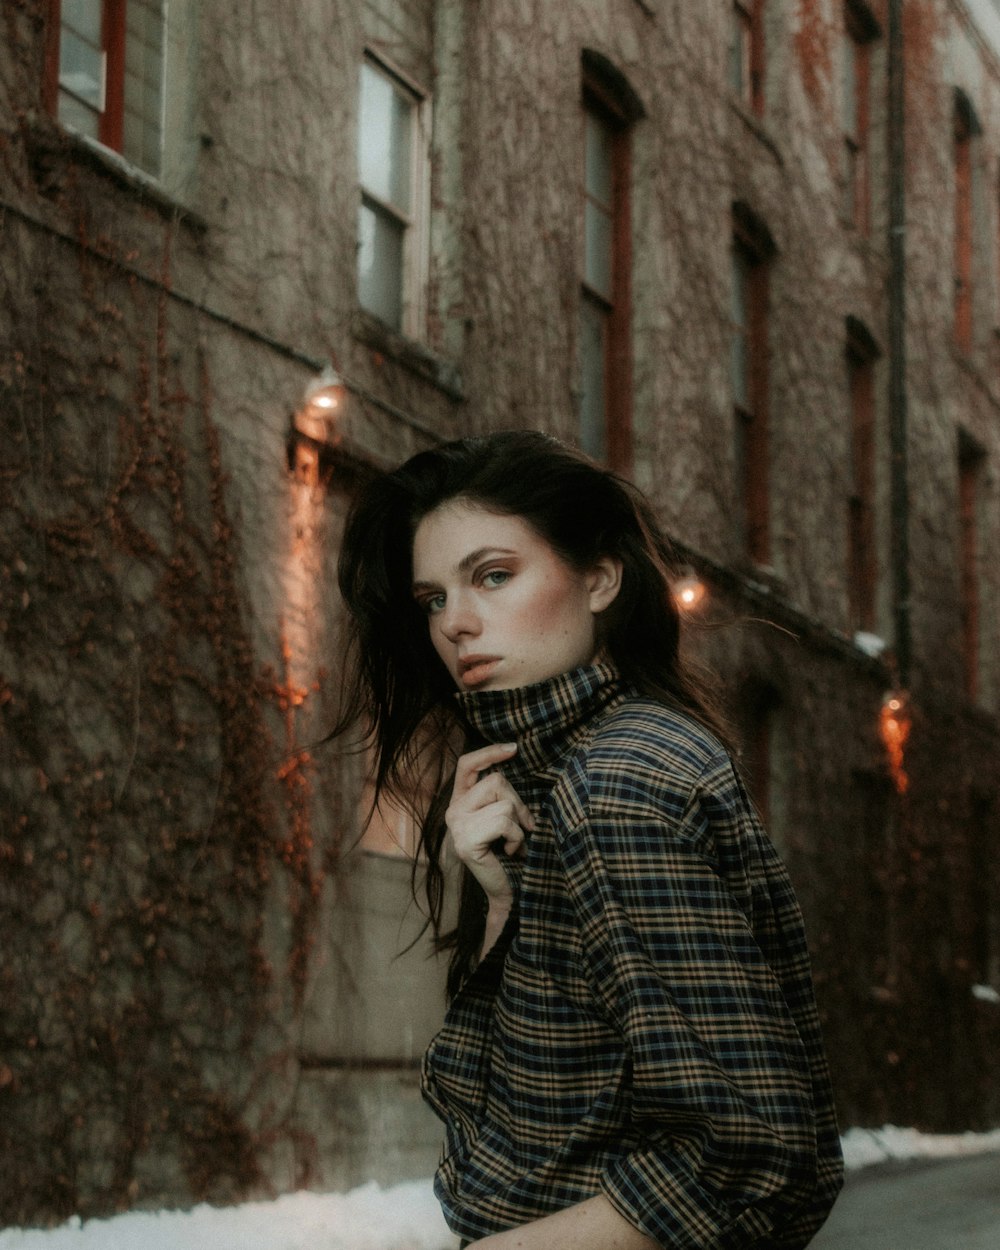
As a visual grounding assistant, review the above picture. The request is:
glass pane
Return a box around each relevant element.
[579,296,607,461]
[731,247,749,327]
[62,0,102,45]
[729,6,750,97]
[359,200,404,330]
[585,201,613,298]
[585,112,613,206]
[58,87,100,138]
[359,62,413,212]
[59,27,104,110]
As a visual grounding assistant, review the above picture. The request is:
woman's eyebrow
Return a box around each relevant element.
[412,547,517,593]
[456,546,517,574]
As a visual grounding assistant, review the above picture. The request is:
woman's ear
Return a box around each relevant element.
[587,556,623,614]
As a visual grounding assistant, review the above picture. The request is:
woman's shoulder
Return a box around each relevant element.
[545,694,737,839]
[551,693,733,817]
[590,693,728,775]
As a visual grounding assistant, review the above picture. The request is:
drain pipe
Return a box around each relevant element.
[887,0,911,687]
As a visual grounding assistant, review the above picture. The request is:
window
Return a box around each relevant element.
[958,432,985,700]
[731,204,774,564]
[846,318,880,635]
[357,54,429,338]
[45,0,165,179]
[579,75,634,470]
[734,683,786,850]
[729,0,765,115]
[843,1,879,232]
[967,793,999,989]
[953,92,980,355]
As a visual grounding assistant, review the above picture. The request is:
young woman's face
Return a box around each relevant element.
[411,501,621,692]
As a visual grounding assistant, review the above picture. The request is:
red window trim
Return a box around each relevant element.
[102,0,128,152]
[43,0,128,154]
[42,0,61,115]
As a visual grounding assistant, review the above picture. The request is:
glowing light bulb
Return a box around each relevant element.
[673,573,707,612]
[296,365,347,441]
[879,690,912,795]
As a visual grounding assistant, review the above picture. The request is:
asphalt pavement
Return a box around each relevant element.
[809,1151,1000,1249]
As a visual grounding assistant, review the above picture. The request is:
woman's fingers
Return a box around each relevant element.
[452,742,518,795]
[448,746,535,833]
[463,772,536,832]
[445,746,536,901]
[457,808,525,861]
[450,803,526,900]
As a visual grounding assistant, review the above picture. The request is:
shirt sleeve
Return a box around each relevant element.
[557,747,842,1250]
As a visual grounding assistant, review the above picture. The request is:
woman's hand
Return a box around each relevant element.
[446,742,535,918]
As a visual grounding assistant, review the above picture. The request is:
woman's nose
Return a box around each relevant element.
[440,593,480,641]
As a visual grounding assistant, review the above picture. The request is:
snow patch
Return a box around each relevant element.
[842,1124,1000,1171]
[0,1180,458,1250]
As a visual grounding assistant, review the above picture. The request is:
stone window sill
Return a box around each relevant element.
[23,115,207,234]
[352,310,464,402]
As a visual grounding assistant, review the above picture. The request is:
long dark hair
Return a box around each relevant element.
[335,431,727,995]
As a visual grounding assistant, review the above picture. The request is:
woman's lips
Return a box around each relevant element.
[459,657,501,687]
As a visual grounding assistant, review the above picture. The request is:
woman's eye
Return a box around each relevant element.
[422,593,446,615]
[482,569,511,589]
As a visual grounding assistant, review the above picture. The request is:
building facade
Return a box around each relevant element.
[1,0,998,1224]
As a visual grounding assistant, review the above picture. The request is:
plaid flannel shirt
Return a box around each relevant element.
[421,662,843,1248]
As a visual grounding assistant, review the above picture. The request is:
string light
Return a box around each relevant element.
[879,690,911,795]
[295,364,347,442]
[672,571,708,613]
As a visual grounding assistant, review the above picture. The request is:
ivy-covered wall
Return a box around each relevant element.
[1,0,998,1229]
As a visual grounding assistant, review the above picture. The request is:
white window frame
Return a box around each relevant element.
[357,51,431,342]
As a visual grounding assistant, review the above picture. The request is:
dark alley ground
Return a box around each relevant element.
[810,1151,1000,1249]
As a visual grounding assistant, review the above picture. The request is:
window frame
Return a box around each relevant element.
[356,50,431,342]
[44,0,164,175]
[731,204,774,566]
[958,431,985,701]
[845,318,880,635]
[578,71,635,473]
[953,92,979,356]
[729,0,765,116]
[842,0,879,234]
[734,682,785,844]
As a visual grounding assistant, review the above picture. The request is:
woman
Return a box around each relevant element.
[336,431,843,1249]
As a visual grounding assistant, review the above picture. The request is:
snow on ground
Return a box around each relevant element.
[0,1181,458,1250]
[840,1124,1000,1171]
[4,1128,1000,1250]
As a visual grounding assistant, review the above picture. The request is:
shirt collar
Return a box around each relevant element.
[455,660,628,773]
